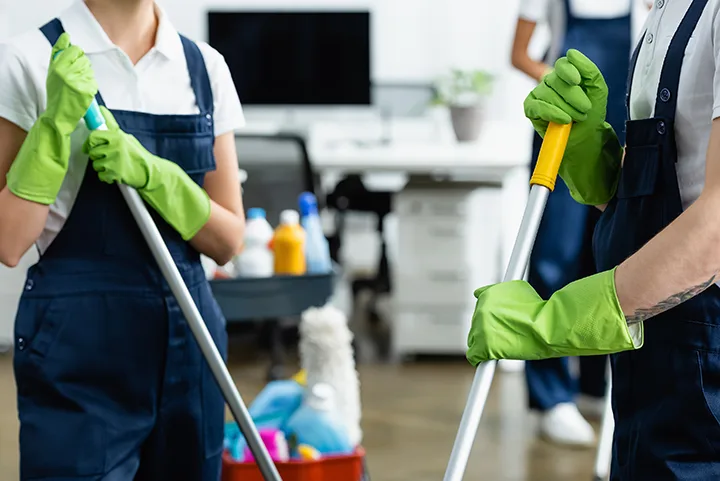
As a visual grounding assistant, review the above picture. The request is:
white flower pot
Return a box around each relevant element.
[449,104,484,142]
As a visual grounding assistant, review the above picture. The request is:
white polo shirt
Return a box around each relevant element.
[0,0,245,253]
[629,0,720,210]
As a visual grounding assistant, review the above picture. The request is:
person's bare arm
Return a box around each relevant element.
[0,118,51,267]
[511,19,551,82]
[613,118,720,323]
[189,131,245,265]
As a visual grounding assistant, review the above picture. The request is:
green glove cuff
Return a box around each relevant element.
[140,158,212,241]
[467,268,642,366]
[558,122,623,206]
[551,267,643,353]
[6,115,70,205]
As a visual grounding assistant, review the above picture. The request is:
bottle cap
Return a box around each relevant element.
[306,383,335,412]
[247,208,266,220]
[298,192,318,217]
[280,209,300,225]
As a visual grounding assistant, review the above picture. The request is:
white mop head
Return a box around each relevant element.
[299,304,362,446]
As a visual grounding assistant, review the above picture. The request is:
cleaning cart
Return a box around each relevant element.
[222,448,366,481]
[218,302,368,481]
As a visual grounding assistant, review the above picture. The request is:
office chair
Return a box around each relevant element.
[235,133,319,225]
[325,176,392,326]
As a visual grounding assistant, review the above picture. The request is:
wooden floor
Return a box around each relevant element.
[0,350,598,481]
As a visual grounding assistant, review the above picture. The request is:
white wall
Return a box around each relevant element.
[0,0,537,121]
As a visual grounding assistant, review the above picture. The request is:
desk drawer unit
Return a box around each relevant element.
[393,184,503,306]
[392,304,476,357]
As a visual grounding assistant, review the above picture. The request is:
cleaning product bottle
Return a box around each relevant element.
[234,208,274,277]
[247,378,306,431]
[298,192,333,274]
[225,371,307,461]
[272,210,306,275]
[283,383,354,458]
[242,428,290,463]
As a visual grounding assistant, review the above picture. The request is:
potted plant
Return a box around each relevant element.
[432,69,494,142]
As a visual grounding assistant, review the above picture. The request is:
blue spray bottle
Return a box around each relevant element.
[298,192,332,274]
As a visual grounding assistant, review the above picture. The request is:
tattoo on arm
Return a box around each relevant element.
[626,273,718,325]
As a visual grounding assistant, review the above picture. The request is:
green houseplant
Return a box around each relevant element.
[432,69,494,142]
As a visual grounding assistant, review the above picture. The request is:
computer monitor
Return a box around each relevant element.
[207,10,371,106]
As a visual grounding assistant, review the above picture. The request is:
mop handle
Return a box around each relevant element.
[531,123,572,189]
[442,122,571,481]
[66,53,282,481]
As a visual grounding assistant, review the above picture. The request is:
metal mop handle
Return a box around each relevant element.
[593,361,614,481]
[81,100,283,481]
[442,123,572,481]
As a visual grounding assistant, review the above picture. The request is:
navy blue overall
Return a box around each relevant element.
[526,0,632,410]
[12,19,227,481]
[593,0,720,478]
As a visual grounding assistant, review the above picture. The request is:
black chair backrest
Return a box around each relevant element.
[235,133,318,227]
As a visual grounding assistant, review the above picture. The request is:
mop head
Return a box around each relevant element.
[299,304,362,447]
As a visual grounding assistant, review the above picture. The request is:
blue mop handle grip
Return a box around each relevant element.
[84,98,106,131]
[53,49,106,131]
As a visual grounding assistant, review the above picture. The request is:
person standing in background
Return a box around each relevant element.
[509,0,646,447]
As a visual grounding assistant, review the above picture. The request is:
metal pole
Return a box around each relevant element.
[593,361,614,481]
[443,185,550,481]
[88,114,282,481]
[442,123,572,481]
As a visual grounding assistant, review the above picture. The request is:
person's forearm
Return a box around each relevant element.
[513,56,551,82]
[614,190,720,323]
[189,200,245,266]
[510,18,550,82]
[0,187,49,267]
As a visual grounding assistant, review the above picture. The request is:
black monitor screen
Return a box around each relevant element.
[208,11,371,106]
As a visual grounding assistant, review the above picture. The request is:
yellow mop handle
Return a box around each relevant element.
[529,123,572,190]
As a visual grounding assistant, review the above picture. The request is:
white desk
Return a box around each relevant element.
[307,119,532,182]
[243,117,533,176]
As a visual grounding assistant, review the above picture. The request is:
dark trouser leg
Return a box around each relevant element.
[578,355,608,398]
[14,293,166,481]
[525,358,575,411]
[135,283,227,481]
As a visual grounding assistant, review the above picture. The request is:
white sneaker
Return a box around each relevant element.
[576,394,606,421]
[539,403,596,447]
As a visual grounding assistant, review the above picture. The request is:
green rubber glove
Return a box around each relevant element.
[466,269,643,366]
[6,33,98,205]
[524,49,623,206]
[83,106,211,241]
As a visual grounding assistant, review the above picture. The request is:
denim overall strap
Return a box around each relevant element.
[39,18,108,107]
[653,0,708,119]
[179,35,214,117]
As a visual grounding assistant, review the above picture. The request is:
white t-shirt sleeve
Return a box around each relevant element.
[0,43,40,132]
[519,0,550,23]
[198,42,246,137]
